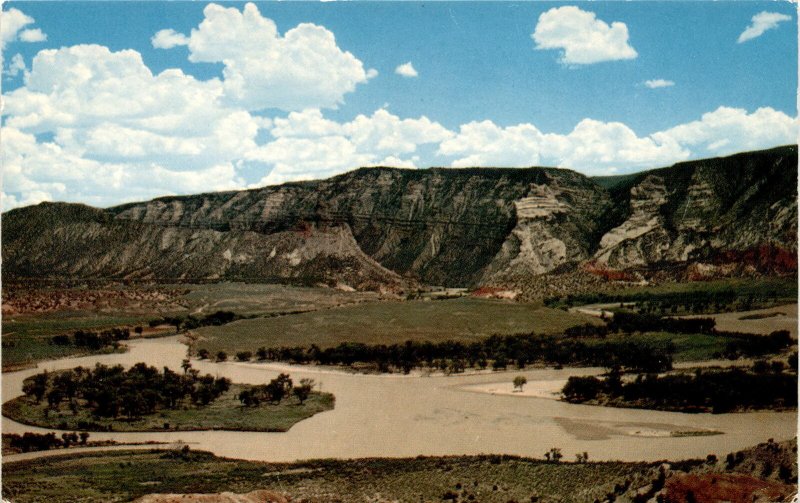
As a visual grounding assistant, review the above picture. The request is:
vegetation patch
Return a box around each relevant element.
[2,314,151,370]
[204,311,795,374]
[562,359,797,413]
[4,440,796,503]
[1,449,655,503]
[193,298,601,355]
[1,282,377,369]
[3,363,333,432]
[546,277,797,314]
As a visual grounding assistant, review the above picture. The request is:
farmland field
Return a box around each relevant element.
[193,297,601,354]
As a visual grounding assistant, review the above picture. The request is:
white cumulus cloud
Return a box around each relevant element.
[652,106,798,155]
[438,106,796,175]
[1,8,47,50]
[738,11,791,43]
[19,28,46,43]
[151,29,189,49]
[162,2,374,111]
[438,119,687,174]
[249,108,451,185]
[644,79,674,89]
[4,53,27,77]
[532,6,637,65]
[395,62,418,78]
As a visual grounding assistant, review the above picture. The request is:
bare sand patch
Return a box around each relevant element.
[458,379,566,400]
[554,417,722,441]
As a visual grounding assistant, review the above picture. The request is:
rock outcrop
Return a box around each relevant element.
[2,145,796,291]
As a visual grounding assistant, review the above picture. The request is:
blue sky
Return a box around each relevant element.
[1,1,797,208]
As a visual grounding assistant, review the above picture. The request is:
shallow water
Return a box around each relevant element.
[2,336,796,463]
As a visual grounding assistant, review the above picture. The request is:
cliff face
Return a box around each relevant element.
[3,146,796,291]
[106,166,612,287]
[593,146,798,275]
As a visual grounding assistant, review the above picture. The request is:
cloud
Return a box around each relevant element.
[2,7,796,211]
[163,2,374,111]
[1,44,257,208]
[738,11,791,43]
[249,108,451,185]
[438,118,687,174]
[371,156,419,168]
[247,136,373,186]
[652,106,798,155]
[438,106,797,175]
[18,28,46,43]
[151,29,189,49]
[438,121,546,168]
[644,79,674,89]
[4,53,27,77]
[395,62,418,78]
[532,6,637,65]
[1,42,448,207]
[1,8,47,50]
[2,126,244,209]
[343,109,453,155]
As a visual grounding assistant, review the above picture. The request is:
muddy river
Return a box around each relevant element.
[2,336,796,463]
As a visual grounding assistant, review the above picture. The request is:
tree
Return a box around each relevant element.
[293,378,315,404]
[181,359,192,373]
[513,376,527,392]
[238,389,257,407]
[236,351,252,362]
[492,356,508,371]
[216,351,228,362]
[79,431,90,445]
[134,326,143,337]
[23,371,49,403]
[562,376,602,402]
[265,374,293,403]
[545,447,562,463]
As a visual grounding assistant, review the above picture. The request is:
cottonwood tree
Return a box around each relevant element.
[293,378,315,404]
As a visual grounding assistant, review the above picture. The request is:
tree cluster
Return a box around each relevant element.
[717,330,793,359]
[562,363,797,413]
[22,362,231,420]
[50,327,130,350]
[237,374,315,406]
[213,332,675,374]
[153,311,242,333]
[5,431,89,453]
[545,286,791,314]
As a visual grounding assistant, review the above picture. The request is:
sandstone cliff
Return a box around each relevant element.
[3,146,796,292]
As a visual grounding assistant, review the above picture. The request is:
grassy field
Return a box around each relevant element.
[1,283,379,369]
[614,277,797,298]
[2,313,153,370]
[592,332,733,362]
[194,298,601,354]
[2,385,334,433]
[1,449,653,503]
[548,277,797,313]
